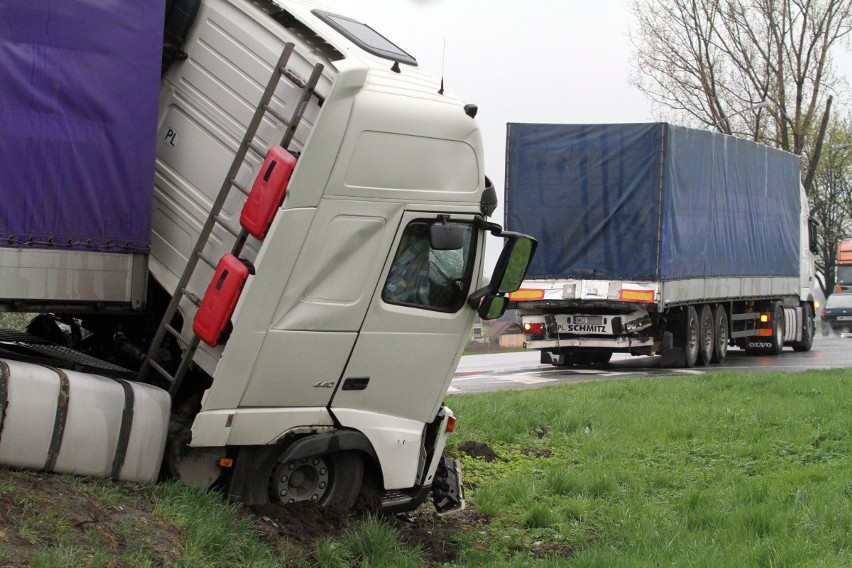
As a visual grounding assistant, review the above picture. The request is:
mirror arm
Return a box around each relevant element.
[473,215,504,236]
[467,286,490,309]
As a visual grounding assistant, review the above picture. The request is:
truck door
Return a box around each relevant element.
[331,213,480,424]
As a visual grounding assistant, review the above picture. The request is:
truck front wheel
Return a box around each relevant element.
[269,450,364,508]
[769,302,785,355]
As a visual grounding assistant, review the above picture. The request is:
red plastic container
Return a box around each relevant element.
[240,145,296,240]
[193,254,252,347]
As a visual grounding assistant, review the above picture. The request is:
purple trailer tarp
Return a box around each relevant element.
[0,0,163,253]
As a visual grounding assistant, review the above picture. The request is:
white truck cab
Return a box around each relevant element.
[0,0,536,515]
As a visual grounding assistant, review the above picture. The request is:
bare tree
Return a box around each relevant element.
[631,0,852,297]
[630,0,852,155]
[810,121,852,296]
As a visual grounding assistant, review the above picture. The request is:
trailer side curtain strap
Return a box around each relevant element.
[44,367,70,472]
[110,379,136,479]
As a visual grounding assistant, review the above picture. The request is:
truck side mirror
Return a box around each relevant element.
[490,233,537,294]
[808,218,818,255]
[468,232,537,320]
[477,295,507,320]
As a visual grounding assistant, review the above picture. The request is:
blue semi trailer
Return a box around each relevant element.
[506,122,816,368]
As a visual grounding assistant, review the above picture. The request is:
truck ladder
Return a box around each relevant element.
[137,43,323,397]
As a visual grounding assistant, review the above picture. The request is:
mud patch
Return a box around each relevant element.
[252,500,491,565]
[520,447,553,458]
[458,440,501,462]
[252,501,357,546]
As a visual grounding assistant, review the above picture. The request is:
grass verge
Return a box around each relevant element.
[445,369,852,566]
[0,369,849,566]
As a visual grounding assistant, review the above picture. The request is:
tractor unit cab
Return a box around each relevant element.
[0,0,536,515]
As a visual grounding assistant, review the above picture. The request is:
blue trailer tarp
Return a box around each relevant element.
[0,0,163,253]
[505,123,802,281]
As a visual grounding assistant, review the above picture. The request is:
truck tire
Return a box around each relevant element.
[769,302,785,355]
[791,303,814,352]
[683,305,699,368]
[697,305,714,366]
[710,305,729,364]
[269,450,364,508]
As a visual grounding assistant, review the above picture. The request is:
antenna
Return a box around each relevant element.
[438,37,445,95]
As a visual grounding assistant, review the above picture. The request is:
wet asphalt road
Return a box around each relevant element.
[450,330,852,394]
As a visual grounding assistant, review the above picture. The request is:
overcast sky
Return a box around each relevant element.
[320,0,654,268]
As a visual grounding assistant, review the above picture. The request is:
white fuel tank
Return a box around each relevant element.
[0,359,170,483]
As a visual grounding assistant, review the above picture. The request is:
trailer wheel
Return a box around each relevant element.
[791,303,814,352]
[269,451,364,508]
[710,305,729,364]
[683,305,699,368]
[697,305,714,366]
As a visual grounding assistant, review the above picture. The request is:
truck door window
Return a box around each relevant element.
[382,220,476,312]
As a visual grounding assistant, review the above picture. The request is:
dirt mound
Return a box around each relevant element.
[252,501,357,546]
[458,440,501,462]
[252,499,488,565]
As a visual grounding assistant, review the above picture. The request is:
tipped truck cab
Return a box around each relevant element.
[0,0,536,516]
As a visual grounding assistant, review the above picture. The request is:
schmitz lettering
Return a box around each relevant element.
[562,324,607,333]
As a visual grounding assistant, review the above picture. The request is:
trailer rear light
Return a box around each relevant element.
[445,415,457,433]
[510,289,545,301]
[759,314,770,323]
[524,322,545,335]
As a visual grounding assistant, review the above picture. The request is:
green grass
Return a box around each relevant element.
[445,369,852,566]
[1,369,850,566]
[0,311,34,331]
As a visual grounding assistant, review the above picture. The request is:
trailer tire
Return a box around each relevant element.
[792,303,814,352]
[710,305,728,364]
[683,305,699,368]
[697,305,714,366]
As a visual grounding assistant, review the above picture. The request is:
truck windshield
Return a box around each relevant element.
[382,220,477,312]
[837,265,852,286]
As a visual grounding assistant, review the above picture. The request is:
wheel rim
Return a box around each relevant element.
[271,456,331,504]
